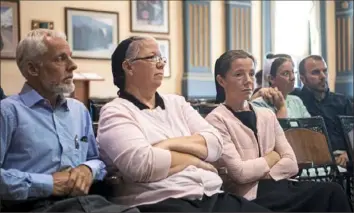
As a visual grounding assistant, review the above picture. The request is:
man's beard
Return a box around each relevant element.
[304,77,328,93]
[50,82,75,95]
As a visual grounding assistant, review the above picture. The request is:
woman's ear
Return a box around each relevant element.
[268,75,275,86]
[216,74,226,88]
[122,60,133,76]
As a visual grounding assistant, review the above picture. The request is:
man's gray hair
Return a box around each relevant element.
[16,29,67,77]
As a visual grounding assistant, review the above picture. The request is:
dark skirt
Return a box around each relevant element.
[137,192,271,212]
[254,179,353,212]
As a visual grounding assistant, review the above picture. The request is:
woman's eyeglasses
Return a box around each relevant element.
[130,55,167,64]
[279,70,297,78]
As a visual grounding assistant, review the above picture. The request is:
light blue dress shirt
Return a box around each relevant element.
[0,84,107,200]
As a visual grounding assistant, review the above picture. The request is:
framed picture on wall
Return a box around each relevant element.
[65,7,119,60]
[130,0,169,34]
[0,0,20,59]
[31,20,54,30]
[156,38,170,78]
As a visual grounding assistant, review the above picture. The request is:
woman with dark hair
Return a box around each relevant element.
[205,50,352,212]
[96,36,272,212]
[251,53,310,118]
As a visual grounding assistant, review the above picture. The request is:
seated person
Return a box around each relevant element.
[290,55,353,168]
[205,50,352,212]
[0,86,6,100]
[97,36,271,212]
[0,29,138,213]
[251,53,310,118]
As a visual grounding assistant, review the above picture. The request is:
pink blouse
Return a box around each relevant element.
[97,94,224,207]
[205,104,299,200]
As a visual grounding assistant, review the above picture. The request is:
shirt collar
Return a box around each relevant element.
[19,83,69,110]
[224,102,255,115]
[119,90,165,110]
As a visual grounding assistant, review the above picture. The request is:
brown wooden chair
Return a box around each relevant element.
[338,115,354,207]
[278,116,340,183]
[338,115,354,167]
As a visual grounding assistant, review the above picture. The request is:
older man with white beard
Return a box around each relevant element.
[0,29,139,213]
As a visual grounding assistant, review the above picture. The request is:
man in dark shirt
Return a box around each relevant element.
[0,86,6,100]
[290,55,353,168]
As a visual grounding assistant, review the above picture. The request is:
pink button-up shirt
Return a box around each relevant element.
[97,94,224,207]
[205,104,299,200]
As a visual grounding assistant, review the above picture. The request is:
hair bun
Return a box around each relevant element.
[266,53,275,59]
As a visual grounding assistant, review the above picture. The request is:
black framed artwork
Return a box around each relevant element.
[0,0,20,59]
[65,7,119,60]
[130,0,169,34]
[156,38,171,78]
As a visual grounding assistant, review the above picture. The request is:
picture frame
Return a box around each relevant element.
[65,7,119,60]
[130,0,169,34]
[156,38,171,78]
[31,20,54,30]
[0,0,20,59]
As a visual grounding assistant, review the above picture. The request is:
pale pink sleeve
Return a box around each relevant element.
[205,113,271,184]
[97,105,171,183]
[269,113,299,180]
[180,97,223,162]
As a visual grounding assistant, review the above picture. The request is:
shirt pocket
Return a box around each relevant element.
[72,135,89,163]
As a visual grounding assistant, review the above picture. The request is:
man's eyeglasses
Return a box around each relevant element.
[130,55,167,64]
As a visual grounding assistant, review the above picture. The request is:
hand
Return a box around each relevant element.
[52,170,72,196]
[153,140,169,150]
[66,165,94,197]
[254,87,285,109]
[271,87,286,110]
[264,151,281,168]
[335,152,348,168]
[251,88,273,101]
[196,160,218,174]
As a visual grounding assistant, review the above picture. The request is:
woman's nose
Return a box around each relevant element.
[156,61,165,69]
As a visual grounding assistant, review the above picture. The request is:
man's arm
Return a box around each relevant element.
[0,105,53,200]
[0,169,53,200]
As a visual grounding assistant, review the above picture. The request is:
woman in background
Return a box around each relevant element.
[251,54,310,118]
[205,49,352,212]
